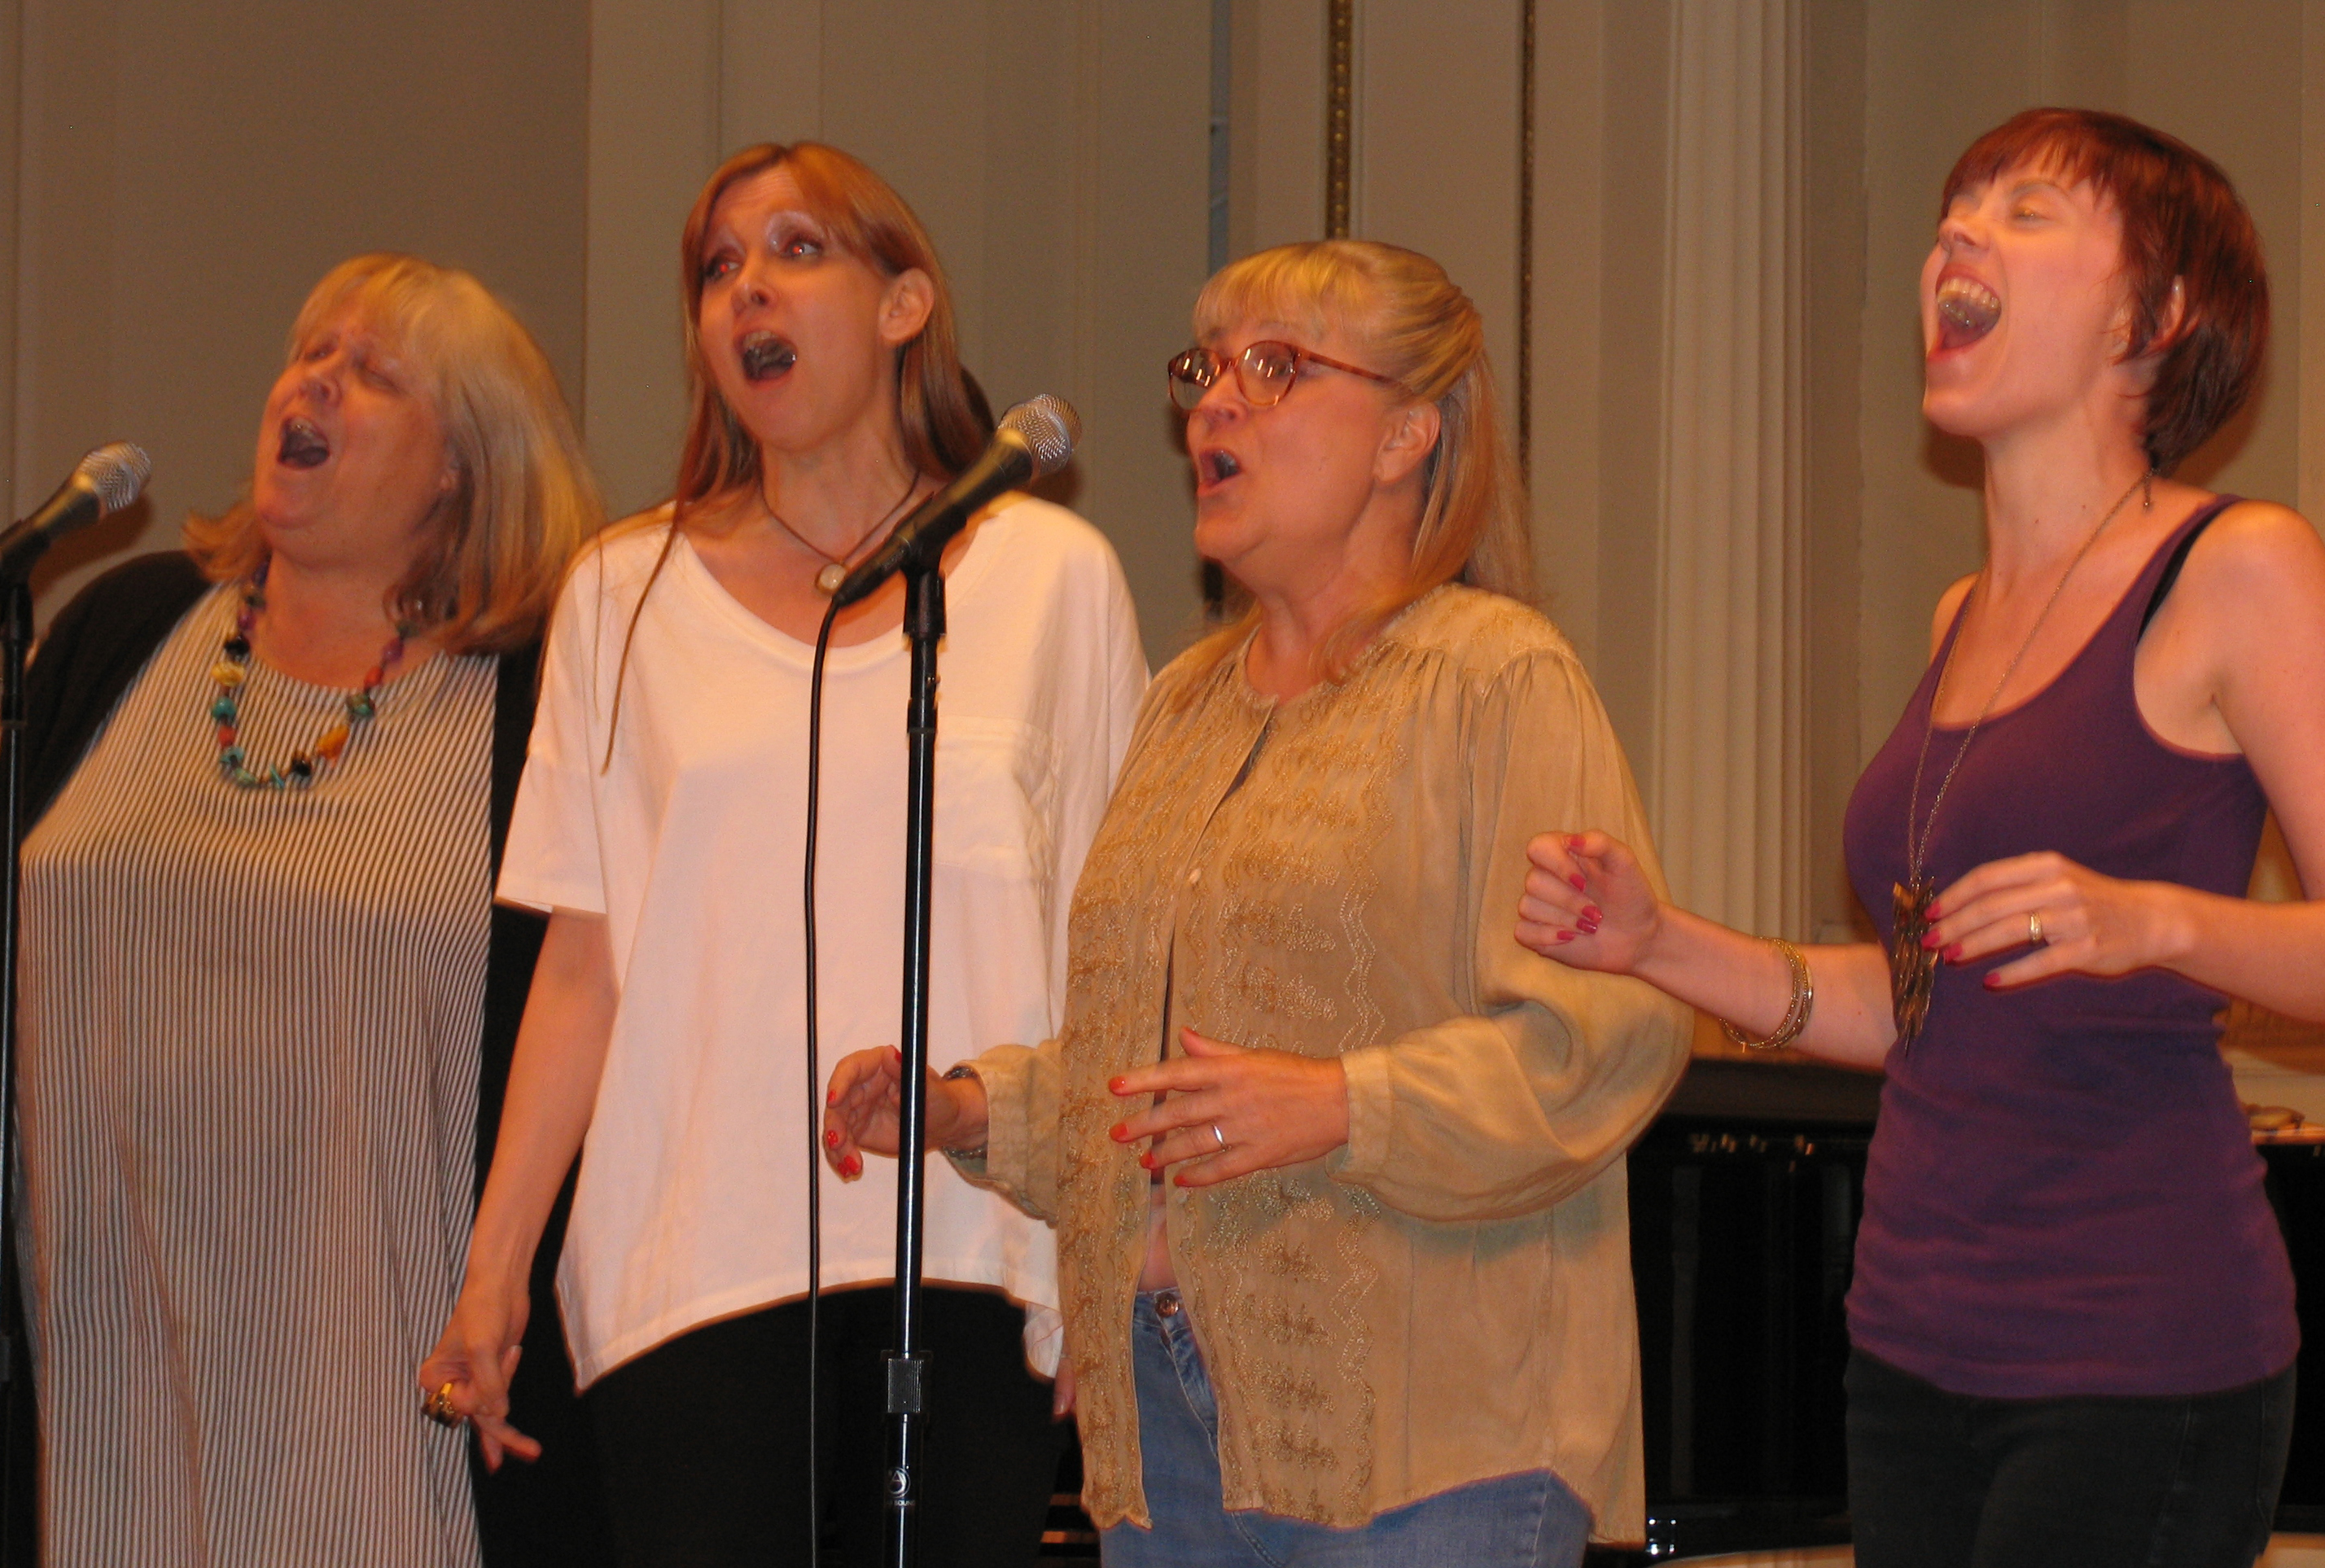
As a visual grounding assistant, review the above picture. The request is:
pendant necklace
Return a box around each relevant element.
[767,470,924,596]
[1890,469,2150,1049]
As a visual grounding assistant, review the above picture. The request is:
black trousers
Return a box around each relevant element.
[1846,1348,2296,1568]
[587,1285,1067,1568]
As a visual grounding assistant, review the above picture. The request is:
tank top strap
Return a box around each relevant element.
[2099,494,2242,653]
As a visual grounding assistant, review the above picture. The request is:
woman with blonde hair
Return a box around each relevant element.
[424,143,1146,1566]
[825,239,1691,1565]
[18,252,603,1565]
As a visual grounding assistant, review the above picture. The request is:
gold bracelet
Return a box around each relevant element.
[1719,939,1814,1052]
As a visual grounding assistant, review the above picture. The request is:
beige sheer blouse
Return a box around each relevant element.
[960,585,1691,1541]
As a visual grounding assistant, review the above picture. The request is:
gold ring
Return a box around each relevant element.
[2029,911,2045,946]
[421,1382,462,1427]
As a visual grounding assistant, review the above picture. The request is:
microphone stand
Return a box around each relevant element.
[0,575,33,1568]
[882,547,944,1567]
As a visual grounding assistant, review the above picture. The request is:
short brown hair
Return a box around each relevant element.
[187,253,602,652]
[672,142,991,517]
[1942,108,2268,474]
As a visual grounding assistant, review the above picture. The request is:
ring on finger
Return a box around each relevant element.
[1208,1123,1228,1151]
[2028,911,2046,946]
[421,1382,462,1427]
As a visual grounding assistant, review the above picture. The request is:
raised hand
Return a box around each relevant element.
[1516,830,1664,974]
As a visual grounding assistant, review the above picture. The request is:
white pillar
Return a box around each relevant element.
[1650,0,1806,939]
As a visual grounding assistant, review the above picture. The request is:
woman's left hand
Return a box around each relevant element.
[1929,851,2190,989]
[1108,1027,1351,1187]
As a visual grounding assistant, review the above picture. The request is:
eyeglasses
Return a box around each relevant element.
[1165,339,1403,412]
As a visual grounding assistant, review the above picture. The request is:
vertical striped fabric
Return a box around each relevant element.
[19,584,493,1567]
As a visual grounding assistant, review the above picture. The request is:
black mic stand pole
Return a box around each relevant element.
[882,548,944,1568]
[0,574,34,1568]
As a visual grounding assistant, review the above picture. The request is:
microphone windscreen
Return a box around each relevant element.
[1000,396,1079,477]
[76,442,152,515]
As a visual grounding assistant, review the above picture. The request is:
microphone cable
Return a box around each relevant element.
[801,591,841,1566]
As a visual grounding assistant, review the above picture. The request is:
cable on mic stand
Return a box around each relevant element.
[802,591,841,1566]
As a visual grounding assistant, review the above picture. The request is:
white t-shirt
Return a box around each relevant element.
[499,497,1148,1386]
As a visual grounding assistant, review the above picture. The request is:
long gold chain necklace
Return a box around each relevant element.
[1889,469,2151,1049]
[765,471,922,596]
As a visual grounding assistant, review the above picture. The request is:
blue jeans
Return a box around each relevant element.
[1846,1348,2297,1568]
[1101,1290,1593,1568]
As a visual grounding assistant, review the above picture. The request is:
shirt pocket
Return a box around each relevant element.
[935,716,1057,889]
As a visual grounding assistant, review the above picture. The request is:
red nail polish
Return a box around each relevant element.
[1566,836,1587,852]
[1110,1122,1129,1141]
[843,1156,861,1176]
[1138,1153,1155,1170]
[1568,873,1587,892]
[1983,973,2000,990]
[1924,902,1943,919]
[1556,930,1575,943]
[824,1129,841,1149]
[1582,905,1603,923]
[1108,1077,1127,1094]
[1945,943,1964,962]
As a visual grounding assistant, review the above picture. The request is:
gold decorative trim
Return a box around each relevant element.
[1517,0,1536,483]
[1325,0,1354,238]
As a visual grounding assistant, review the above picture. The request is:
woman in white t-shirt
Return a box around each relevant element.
[418,142,1148,1567]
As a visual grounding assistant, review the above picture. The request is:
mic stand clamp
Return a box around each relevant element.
[883,551,944,1567]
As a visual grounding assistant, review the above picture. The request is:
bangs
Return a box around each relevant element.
[1192,246,1369,344]
[286,256,451,399]
[1938,107,2167,220]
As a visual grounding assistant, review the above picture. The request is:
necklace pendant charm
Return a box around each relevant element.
[1890,876,1938,1050]
[814,562,847,596]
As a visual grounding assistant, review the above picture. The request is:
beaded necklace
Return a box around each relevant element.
[210,563,413,790]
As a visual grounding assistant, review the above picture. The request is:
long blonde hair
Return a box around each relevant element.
[1184,239,1534,684]
[188,253,602,653]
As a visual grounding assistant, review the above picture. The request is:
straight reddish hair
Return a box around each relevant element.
[1942,108,2267,474]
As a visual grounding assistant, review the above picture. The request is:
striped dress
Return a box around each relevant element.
[19,583,494,1567]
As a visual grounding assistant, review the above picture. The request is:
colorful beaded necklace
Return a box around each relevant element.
[210,563,413,790]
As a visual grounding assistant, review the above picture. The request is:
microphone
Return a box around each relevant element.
[0,443,152,579]
[830,396,1079,608]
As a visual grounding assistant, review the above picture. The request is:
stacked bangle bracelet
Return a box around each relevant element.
[1719,938,1815,1052]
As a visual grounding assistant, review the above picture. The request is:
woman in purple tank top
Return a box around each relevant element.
[1516,109,2324,1568]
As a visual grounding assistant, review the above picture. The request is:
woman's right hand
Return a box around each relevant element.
[418,1278,541,1470]
[1517,830,1665,975]
[823,1047,991,1178]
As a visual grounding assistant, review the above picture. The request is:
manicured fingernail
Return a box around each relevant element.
[1568,873,1587,892]
[824,1129,842,1149]
[1982,972,2000,990]
[1110,1122,1130,1141]
[1174,1173,1192,1187]
[1567,836,1587,852]
[1582,905,1603,924]
[843,1155,862,1177]
[1138,1153,1156,1170]
[1944,943,1964,962]
[1556,930,1575,943]
[1925,901,1944,919]
[1108,1077,1128,1094]
[1920,930,1942,949]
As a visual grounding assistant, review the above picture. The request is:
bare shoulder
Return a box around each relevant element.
[2171,499,2325,623]
[1929,573,1978,659]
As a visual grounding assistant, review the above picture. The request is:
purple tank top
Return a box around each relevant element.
[1841,497,2297,1399]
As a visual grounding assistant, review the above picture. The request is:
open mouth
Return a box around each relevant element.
[740,331,798,383]
[1198,449,1242,486]
[1935,275,2001,351]
[278,417,330,470]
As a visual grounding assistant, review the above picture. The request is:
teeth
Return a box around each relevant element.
[1937,275,2002,334]
[278,417,329,469]
[740,331,797,382]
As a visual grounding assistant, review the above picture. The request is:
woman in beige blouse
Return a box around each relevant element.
[824,239,1689,1565]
